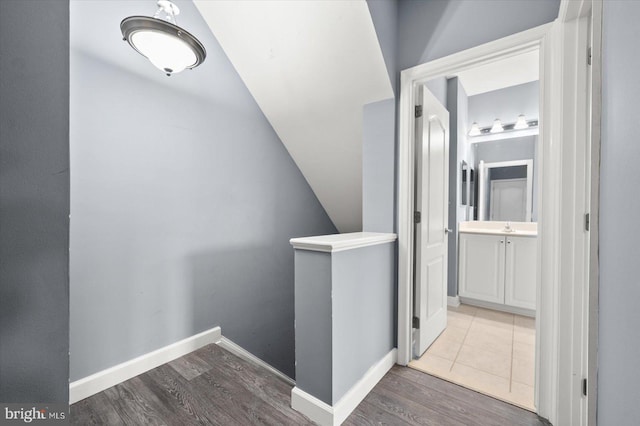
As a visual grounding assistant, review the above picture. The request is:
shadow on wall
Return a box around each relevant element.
[398,0,462,69]
[188,244,296,379]
[397,0,561,70]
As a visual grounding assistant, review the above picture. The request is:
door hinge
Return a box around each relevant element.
[412,316,420,329]
[582,378,588,396]
[585,213,590,231]
[415,105,423,118]
[588,47,592,65]
[414,211,421,224]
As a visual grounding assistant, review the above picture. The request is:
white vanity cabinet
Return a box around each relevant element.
[504,235,537,310]
[458,233,506,304]
[459,232,536,312]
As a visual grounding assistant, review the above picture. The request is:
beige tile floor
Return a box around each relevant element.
[409,304,536,411]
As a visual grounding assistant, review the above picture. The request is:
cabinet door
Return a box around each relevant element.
[458,233,505,304]
[504,236,537,310]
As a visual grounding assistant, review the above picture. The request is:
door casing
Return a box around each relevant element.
[396,1,600,424]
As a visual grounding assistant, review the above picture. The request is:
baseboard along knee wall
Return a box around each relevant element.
[70,328,392,426]
[291,348,398,426]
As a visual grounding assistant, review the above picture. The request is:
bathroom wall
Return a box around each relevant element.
[426,77,448,107]
[446,77,473,297]
[0,0,69,403]
[467,81,539,128]
[70,0,336,381]
[598,1,640,423]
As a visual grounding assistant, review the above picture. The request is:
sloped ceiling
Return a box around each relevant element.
[194,0,393,232]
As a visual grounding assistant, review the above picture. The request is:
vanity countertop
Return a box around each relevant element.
[458,221,538,237]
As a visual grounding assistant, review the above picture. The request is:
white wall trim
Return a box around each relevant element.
[290,232,397,253]
[291,348,397,426]
[69,327,221,404]
[218,336,294,386]
[447,296,460,307]
[459,297,535,317]
[291,387,335,426]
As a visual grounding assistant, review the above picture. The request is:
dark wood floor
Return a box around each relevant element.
[71,344,549,425]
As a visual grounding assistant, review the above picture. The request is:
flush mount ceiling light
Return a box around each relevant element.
[490,118,504,133]
[121,0,206,76]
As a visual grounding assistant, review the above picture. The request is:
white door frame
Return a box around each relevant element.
[396,1,599,424]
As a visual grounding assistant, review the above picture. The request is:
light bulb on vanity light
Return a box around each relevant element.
[468,122,481,137]
[490,119,504,133]
[514,114,529,130]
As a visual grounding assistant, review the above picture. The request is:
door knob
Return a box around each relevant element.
[445,228,452,234]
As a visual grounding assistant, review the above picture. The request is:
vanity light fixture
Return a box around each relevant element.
[490,119,504,133]
[468,122,482,137]
[121,0,206,76]
[467,116,539,138]
[514,114,529,130]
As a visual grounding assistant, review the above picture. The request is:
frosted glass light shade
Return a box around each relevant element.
[490,119,504,133]
[514,114,529,130]
[468,122,481,136]
[131,31,197,74]
[121,16,206,76]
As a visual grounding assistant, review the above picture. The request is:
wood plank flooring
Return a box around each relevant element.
[71,344,550,425]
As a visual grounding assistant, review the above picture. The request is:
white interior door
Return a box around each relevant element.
[414,86,449,357]
[490,178,527,221]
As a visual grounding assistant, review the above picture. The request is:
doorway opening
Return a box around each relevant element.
[408,54,541,410]
[397,3,600,423]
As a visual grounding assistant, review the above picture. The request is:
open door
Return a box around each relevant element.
[413,86,449,357]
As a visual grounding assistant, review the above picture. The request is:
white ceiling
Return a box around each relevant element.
[194,0,393,232]
[454,49,539,96]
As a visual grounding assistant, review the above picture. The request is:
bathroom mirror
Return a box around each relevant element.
[478,159,534,222]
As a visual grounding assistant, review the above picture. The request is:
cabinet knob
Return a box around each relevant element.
[500,240,504,244]
[507,241,511,244]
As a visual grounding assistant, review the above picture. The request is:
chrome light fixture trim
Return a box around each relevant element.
[121,3,206,76]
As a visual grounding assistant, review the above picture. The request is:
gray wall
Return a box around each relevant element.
[467,81,539,128]
[332,244,395,403]
[446,77,472,297]
[293,251,333,404]
[425,77,448,108]
[0,0,69,403]
[363,99,395,233]
[70,0,336,381]
[293,243,395,405]
[598,1,640,423]
[398,0,560,69]
[366,0,398,93]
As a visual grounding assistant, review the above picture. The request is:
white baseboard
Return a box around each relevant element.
[69,326,221,404]
[217,336,295,386]
[291,348,397,426]
[447,296,460,307]
[291,387,334,426]
[459,297,535,317]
